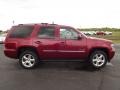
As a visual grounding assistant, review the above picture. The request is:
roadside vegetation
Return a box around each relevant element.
[79,28,120,44]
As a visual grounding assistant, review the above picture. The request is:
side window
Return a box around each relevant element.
[60,28,78,39]
[9,26,34,38]
[38,27,55,38]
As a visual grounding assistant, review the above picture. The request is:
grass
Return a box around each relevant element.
[80,29,120,44]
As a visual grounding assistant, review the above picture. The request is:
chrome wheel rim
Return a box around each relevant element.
[92,54,105,67]
[22,54,35,68]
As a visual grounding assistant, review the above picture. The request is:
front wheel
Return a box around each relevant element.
[89,50,108,69]
[19,51,39,69]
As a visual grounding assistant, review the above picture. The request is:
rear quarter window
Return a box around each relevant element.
[9,26,34,38]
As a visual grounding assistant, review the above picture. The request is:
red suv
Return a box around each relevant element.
[4,23,115,69]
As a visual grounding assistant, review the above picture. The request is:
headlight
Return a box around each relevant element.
[111,44,115,51]
[111,44,114,47]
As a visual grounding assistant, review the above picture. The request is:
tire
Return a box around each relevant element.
[19,50,39,69]
[89,50,108,69]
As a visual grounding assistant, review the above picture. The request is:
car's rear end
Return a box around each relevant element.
[4,25,34,59]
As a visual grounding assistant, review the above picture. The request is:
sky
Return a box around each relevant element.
[0,0,120,30]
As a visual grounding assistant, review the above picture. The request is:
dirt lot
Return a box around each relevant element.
[0,44,120,90]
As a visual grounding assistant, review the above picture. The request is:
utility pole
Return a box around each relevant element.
[12,20,15,25]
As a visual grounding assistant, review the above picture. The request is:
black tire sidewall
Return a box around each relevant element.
[89,50,107,69]
[19,51,39,69]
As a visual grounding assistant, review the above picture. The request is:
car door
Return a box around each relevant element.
[34,26,59,60]
[58,27,87,60]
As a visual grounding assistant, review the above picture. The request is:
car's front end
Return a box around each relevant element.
[87,36,115,61]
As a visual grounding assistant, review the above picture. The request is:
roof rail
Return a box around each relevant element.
[41,23,48,25]
[50,23,57,25]
[18,24,23,25]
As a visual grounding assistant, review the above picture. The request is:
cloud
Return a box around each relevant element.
[0,0,120,30]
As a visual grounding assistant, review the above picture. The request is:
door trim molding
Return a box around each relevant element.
[43,50,85,53]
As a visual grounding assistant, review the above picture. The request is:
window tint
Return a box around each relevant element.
[9,26,34,38]
[60,28,78,39]
[38,27,55,38]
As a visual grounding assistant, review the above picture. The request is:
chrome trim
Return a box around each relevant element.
[59,50,85,53]
[43,50,57,52]
[43,50,85,53]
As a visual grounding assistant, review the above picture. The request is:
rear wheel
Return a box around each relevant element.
[89,50,108,69]
[19,50,39,69]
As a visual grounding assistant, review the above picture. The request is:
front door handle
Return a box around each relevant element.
[35,41,41,44]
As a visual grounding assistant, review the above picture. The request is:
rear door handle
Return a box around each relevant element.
[35,41,41,44]
[61,41,64,43]
[60,42,65,44]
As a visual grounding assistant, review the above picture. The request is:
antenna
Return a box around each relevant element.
[52,21,54,24]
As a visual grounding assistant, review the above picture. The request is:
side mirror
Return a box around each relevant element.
[78,34,82,40]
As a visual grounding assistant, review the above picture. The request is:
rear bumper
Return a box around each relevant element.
[4,49,17,59]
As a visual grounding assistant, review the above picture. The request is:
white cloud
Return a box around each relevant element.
[0,0,120,30]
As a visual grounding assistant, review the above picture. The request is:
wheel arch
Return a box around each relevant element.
[88,47,109,62]
[17,46,40,59]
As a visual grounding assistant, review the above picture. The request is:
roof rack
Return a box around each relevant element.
[18,24,23,25]
[41,23,48,25]
[50,21,57,25]
[50,22,57,25]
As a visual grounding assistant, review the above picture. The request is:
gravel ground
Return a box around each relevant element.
[0,44,120,90]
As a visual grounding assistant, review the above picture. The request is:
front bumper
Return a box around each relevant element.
[109,46,115,61]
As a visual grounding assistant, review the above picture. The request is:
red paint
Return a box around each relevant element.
[4,23,115,61]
